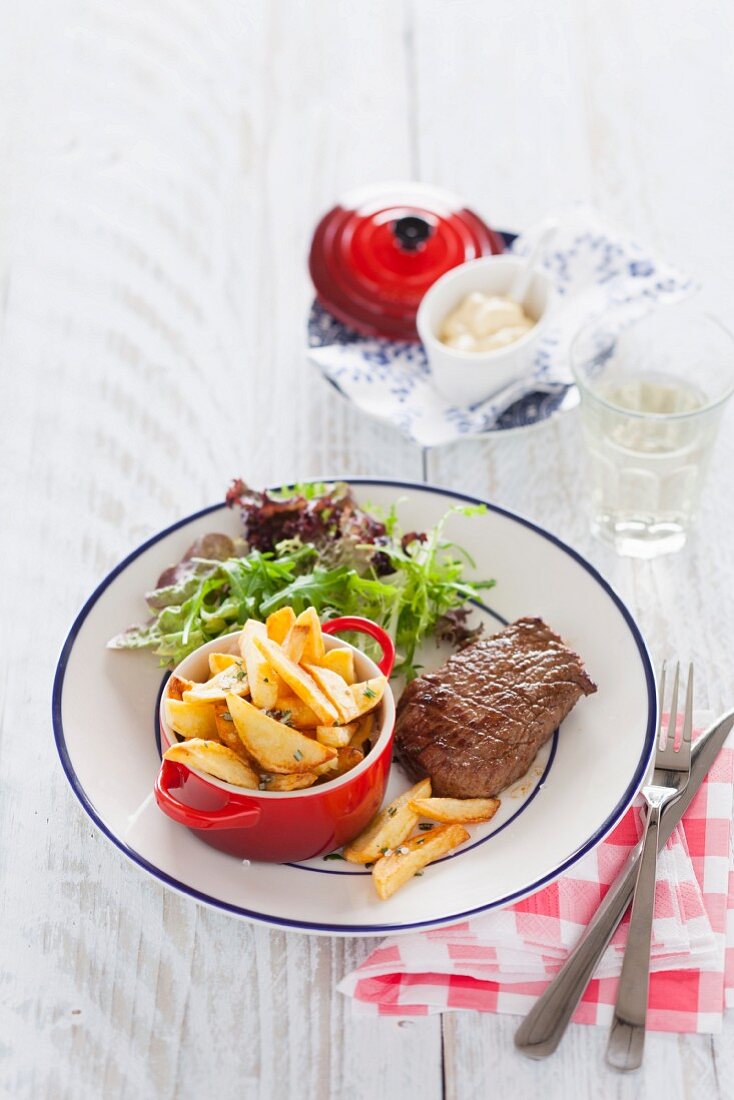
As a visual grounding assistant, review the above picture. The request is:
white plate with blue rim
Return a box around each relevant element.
[53,478,656,935]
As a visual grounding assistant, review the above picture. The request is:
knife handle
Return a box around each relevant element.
[514,847,638,1058]
[514,709,734,1060]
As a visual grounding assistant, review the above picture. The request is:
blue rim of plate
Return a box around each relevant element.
[52,478,657,935]
[307,231,575,435]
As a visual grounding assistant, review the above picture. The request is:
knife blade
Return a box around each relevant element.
[515,707,734,1059]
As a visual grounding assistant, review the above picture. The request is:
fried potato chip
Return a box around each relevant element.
[318,646,356,685]
[182,661,249,704]
[208,652,240,676]
[163,738,260,789]
[315,723,357,749]
[343,779,431,864]
[239,620,280,709]
[266,606,296,645]
[305,663,359,724]
[372,824,470,899]
[408,796,501,825]
[164,698,219,741]
[167,675,193,701]
[253,636,338,725]
[227,693,336,773]
[349,677,387,718]
[294,606,325,663]
[261,773,317,791]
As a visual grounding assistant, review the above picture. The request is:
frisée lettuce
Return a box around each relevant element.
[108,481,495,679]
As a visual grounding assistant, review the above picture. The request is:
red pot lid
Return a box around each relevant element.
[308,182,504,341]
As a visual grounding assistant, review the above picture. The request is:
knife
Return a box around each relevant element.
[514,708,734,1059]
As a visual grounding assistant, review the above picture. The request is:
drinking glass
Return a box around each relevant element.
[571,304,734,557]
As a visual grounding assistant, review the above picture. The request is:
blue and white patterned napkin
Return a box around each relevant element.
[306,206,695,447]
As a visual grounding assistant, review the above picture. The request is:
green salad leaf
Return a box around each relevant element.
[108,493,495,679]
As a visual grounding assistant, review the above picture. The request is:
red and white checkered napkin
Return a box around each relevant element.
[339,724,734,1033]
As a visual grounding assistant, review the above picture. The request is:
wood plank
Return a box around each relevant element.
[0,0,428,1097]
[410,0,592,229]
[417,0,734,1095]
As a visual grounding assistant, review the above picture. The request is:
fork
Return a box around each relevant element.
[606,661,694,1072]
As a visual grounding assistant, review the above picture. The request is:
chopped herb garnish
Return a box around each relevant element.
[416,838,426,845]
[323,852,346,861]
[379,847,390,856]
[293,749,304,762]
[418,822,434,831]
[387,806,397,817]
[415,872,424,877]
[234,667,247,681]
[263,677,270,683]
[363,686,377,700]
[280,710,292,727]
[220,712,234,722]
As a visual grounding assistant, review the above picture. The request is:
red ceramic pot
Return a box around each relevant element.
[154,616,396,862]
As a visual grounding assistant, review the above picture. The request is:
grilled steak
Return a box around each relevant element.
[395,617,597,798]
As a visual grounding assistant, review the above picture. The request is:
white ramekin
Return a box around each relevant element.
[417,255,554,407]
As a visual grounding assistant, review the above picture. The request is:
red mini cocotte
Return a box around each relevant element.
[155,616,396,862]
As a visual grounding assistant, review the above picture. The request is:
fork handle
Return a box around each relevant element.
[605,799,666,1071]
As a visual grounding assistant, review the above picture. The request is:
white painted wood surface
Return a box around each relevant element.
[2,1,734,1096]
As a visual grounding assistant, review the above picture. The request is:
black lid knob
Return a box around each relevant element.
[392,215,433,252]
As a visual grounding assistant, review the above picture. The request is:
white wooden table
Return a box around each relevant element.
[3,2,734,1096]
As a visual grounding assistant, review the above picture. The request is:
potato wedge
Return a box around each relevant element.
[266,606,296,645]
[253,636,338,725]
[163,738,260,789]
[295,606,325,663]
[164,698,218,741]
[343,778,431,864]
[312,756,339,776]
[273,692,320,730]
[182,662,249,704]
[227,693,336,773]
[167,675,194,701]
[331,745,364,778]
[318,646,356,685]
[239,620,280,709]
[305,663,360,724]
[208,652,240,676]
[349,677,387,718]
[408,796,501,825]
[283,623,310,663]
[348,713,375,752]
[213,704,259,771]
[262,773,318,792]
[315,723,357,749]
[372,824,470,900]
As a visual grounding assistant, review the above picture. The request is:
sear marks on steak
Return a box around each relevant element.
[395,617,597,799]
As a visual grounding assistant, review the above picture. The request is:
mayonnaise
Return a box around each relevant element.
[439,291,534,353]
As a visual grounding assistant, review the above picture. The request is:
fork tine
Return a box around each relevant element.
[657,661,667,744]
[665,662,680,746]
[681,663,694,746]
